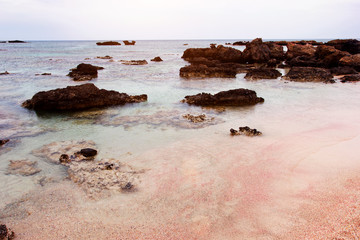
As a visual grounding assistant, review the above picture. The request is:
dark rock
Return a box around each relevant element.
[245,68,282,80]
[96,41,121,46]
[120,60,148,65]
[80,148,97,157]
[265,42,285,60]
[315,45,349,68]
[242,38,272,63]
[266,59,278,67]
[182,88,264,107]
[151,56,163,62]
[210,43,217,48]
[326,39,360,54]
[22,83,147,111]
[287,56,319,67]
[232,41,249,46]
[0,139,9,146]
[8,40,25,43]
[96,55,112,59]
[180,64,237,78]
[42,73,51,75]
[0,224,15,240]
[0,71,9,75]
[59,154,70,164]
[284,67,333,82]
[340,74,360,83]
[68,63,103,81]
[182,45,243,63]
[339,54,360,71]
[330,66,357,75]
[230,126,262,136]
[123,40,136,45]
[286,43,316,60]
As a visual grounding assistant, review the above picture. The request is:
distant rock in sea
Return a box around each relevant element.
[119,60,148,65]
[8,40,26,43]
[283,67,333,82]
[67,63,103,81]
[123,40,136,45]
[22,83,147,111]
[96,41,121,46]
[151,56,163,62]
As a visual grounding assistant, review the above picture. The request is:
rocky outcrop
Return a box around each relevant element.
[0,139,9,146]
[315,45,349,68]
[244,68,282,80]
[0,224,15,240]
[22,83,147,111]
[340,74,360,83]
[230,126,262,136]
[151,56,163,62]
[120,60,148,65]
[123,40,136,45]
[182,45,243,63]
[182,88,264,107]
[286,43,316,60]
[67,63,103,81]
[339,54,360,71]
[96,41,121,46]
[326,39,360,54]
[6,160,41,176]
[180,64,237,78]
[284,67,333,82]
[242,38,284,63]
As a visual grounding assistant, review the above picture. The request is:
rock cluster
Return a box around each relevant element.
[22,83,147,111]
[230,126,262,136]
[67,63,103,81]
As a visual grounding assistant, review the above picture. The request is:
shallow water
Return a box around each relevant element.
[1,40,360,238]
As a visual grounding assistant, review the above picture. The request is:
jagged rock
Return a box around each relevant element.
[326,39,360,54]
[182,114,214,123]
[123,40,136,45]
[0,224,15,240]
[230,126,262,136]
[67,63,103,81]
[151,56,163,62]
[182,88,264,107]
[180,64,237,78]
[22,83,147,111]
[286,43,316,60]
[242,38,271,63]
[80,148,97,157]
[120,60,148,65]
[6,160,41,176]
[266,42,285,60]
[96,41,121,46]
[96,55,112,59]
[0,71,9,75]
[339,54,360,71]
[0,140,9,146]
[340,74,360,83]
[330,66,357,75]
[315,45,349,68]
[244,68,282,80]
[182,45,243,63]
[284,67,333,82]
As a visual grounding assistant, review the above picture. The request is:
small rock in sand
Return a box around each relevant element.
[230,126,262,136]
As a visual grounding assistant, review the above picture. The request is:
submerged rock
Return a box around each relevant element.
[230,126,262,136]
[182,88,264,107]
[151,56,163,62]
[182,114,214,123]
[6,160,41,176]
[180,64,237,78]
[283,67,333,82]
[22,83,147,111]
[123,40,136,45]
[96,41,121,46]
[120,60,148,65]
[340,74,360,83]
[244,68,282,80]
[0,224,15,240]
[67,63,103,81]
[96,55,112,59]
[0,139,9,146]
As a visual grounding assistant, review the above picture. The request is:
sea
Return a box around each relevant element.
[1,40,360,239]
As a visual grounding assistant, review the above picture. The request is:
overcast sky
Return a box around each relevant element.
[0,0,359,40]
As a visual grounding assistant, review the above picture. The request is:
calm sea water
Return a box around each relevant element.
[0,40,359,208]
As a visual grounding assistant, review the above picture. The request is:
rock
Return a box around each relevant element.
[0,71,9,75]
[284,67,333,82]
[286,43,316,60]
[339,54,360,71]
[230,126,262,136]
[35,73,51,76]
[242,38,271,63]
[182,45,243,63]
[183,43,188,46]
[0,224,15,240]
[6,160,41,176]
[233,41,249,46]
[266,58,278,67]
[182,114,214,123]
[120,60,148,65]
[340,74,360,83]
[67,63,103,81]
[22,83,147,111]
[330,66,357,75]
[180,64,237,78]
[315,45,349,68]
[244,68,282,80]
[287,56,319,67]
[0,140,9,146]
[80,148,97,157]
[96,41,121,46]
[182,88,264,107]
[123,40,136,45]
[266,42,285,60]
[151,56,163,62]
[59,154,70,164]
[326,39,360,54]
[96,55,112,59]
[8,40,25,43]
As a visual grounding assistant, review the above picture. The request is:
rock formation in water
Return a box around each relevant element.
[22,83,147,111]
[180,64,237,78]
[283,67,333,82]
[245,68,282,80]
[119,60,148,65]
[96,41,121,45]
[326,39,360,54]
[151,56,163,62]
[67,63,103,81]
[339,54,360,71]
[182,88,264,107]
[96,55,112,59]
[230,126,262,136]
[340,74,360,83]
[123,40,136,45]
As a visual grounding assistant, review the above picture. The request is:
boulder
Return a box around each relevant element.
[340,74,360,83]
[80,148,97,157]
[339,54,360,71]
[315,45,349,68]
[284,67,333,82]
[151,56,163,62]
[67,63,103,81]
[182,88,264,107]
[242,38,271,63]
[180,64,237,78]
[22,83,147,111]
[286,43,316,60]
[123,40,136,45]
[265,42,285,60]
[326,39,360,54]
[245,68,282,80]
[96,41,121,46]
[182,45,243,63]
[120,60,148,65]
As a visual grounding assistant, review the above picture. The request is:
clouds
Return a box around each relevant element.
[0,0,359,40]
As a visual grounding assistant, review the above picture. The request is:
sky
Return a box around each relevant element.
[0,0,359,40]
